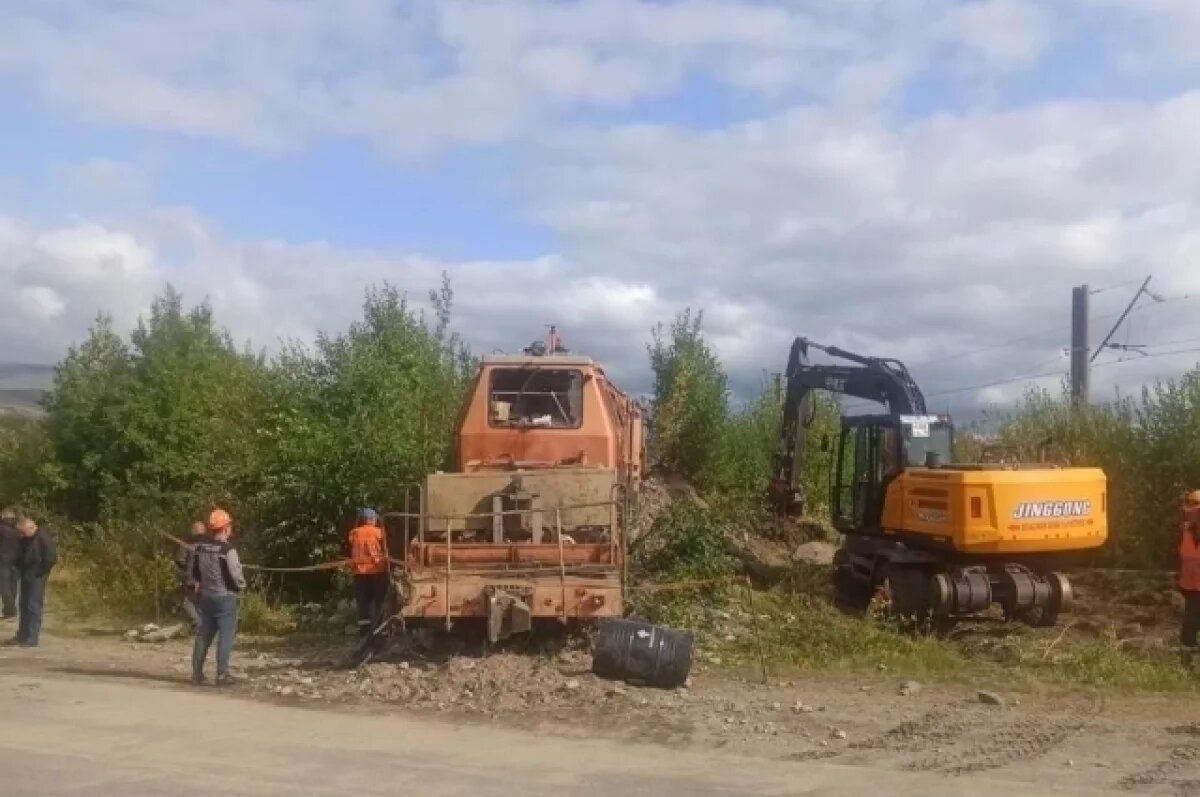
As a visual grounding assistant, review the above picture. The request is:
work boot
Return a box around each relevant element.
[215,673,236,688]
[191,672,208,686]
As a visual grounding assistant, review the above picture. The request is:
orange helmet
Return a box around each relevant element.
[1186,491,1200,509]
[207,508,233,532]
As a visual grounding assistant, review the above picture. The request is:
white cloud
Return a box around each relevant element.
[0,0,1076,159]
[938,0,1052,69]
[17,286,66,321]
[0,213,673,393]
[529,91,1200,408]
[4,0,1200,416]
[1083,0,1200,64]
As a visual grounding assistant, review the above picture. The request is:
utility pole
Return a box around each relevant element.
[1070,284,1089,405]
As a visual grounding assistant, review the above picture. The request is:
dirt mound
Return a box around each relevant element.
[244,638,706,742]
[632,472,706,542]
[1066,569,1180,642]
[793,541,838,566]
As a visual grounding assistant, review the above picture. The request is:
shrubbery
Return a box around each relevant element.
[4,282,1200,623]
[979,376,1200,568]
[646,309,838,517]
[1,278,472,616]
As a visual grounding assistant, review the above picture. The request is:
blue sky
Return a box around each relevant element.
[3,0,1200,410]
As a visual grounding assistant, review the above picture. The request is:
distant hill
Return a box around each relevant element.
[0,364,53,415]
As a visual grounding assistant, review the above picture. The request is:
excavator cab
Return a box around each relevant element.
[831,414,952,534]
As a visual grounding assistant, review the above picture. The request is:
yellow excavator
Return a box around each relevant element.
[769,338,1107,626]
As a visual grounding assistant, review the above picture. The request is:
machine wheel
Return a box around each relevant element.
[1011,572,1070,628]
[832,549,870,607]
[873,566,933,626]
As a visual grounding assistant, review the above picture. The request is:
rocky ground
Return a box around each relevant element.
[5,480,1198,794]
[5,603,1200,795]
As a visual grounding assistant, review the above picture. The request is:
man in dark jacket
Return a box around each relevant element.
[9,517,56,648]
[0,508,19,620]
[186,509,246,686]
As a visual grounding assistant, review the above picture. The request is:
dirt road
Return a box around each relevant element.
[0,668,1141,797]
[4,618,1200,795]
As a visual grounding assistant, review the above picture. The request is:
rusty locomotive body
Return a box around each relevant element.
[390,332,645,642]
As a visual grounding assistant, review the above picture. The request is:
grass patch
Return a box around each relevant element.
[237,589,299,636]
[714,582,973,678]
[636,561,1198,694]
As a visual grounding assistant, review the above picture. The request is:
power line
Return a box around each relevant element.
[924,364,1067,399]
[1092,345,1200,370]
[827,290,1200,412]
[843,290,1199,376]
[1143,335,1200,349]
[907,325,1063,368]
[930,345,1200,400]
[1089,278,1146,295]
[1090,275,1153,363]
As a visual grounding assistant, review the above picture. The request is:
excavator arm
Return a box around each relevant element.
[772,337,927,514]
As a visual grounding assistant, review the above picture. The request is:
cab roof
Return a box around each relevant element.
[481,354,597,368]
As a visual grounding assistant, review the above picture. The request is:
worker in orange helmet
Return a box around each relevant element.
[1178,491,1200,668]
[348,508,389,641]
[186,508,246,685]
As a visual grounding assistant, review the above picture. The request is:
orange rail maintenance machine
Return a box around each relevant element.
[389,328,646,643]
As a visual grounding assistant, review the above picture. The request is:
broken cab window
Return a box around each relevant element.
[489,368,583,428]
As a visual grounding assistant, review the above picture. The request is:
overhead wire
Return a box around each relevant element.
[820,289,1200,412]
[1092,345,1200,369]
[924,345,1200,400]
[1089,279,1146,295]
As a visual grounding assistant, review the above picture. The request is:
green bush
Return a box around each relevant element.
[20,277,473,620]
[637,501,735,583]
[647,309,730,485]
[16,281,1200,632]
[55,519,179,622]
[646,311,838,517]
[985,374,1200,568]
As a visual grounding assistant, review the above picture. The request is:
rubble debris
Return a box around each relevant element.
[792,541,838,566]
[977,690,1006,707]
[123,623,188,643]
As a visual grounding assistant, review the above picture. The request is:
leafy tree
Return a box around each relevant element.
[113,287,268,519]
[647,309,729,484]
[249,278,474,568]
[0,414,49,508]
[701,379,839,516]
[39,314,134,521]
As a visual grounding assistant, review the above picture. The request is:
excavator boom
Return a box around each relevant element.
[773,337,930,513]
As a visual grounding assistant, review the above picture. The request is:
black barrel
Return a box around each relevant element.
[592,619,694,689]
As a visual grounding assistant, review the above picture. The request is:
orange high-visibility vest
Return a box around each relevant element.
[348,524,386,576]
[1179,524,1200,592]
